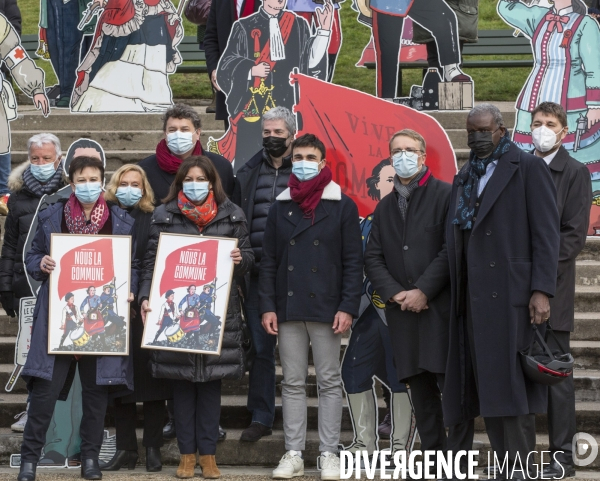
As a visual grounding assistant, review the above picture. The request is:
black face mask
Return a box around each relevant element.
[263,136,289,158]
[468,130,497,159]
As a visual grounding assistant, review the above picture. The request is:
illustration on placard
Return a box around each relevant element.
[69,0,184,112]
[496,0,600,233]
[0,12,49,152]
[5,297,35,392]
[352,0,474,110]
[142,234,236,355]
[48,235,131,355]
[209,0,336,171]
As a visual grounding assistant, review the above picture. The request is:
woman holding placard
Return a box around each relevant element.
[102,164,172,472]
[18,156,138,481]
[139,156,253,479]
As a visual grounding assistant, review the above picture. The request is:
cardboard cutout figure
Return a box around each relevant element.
[70,0,184,112]
[497,0,600,230]
[210,0,335,171]
[341,158,417,457]
[0,13,49,153]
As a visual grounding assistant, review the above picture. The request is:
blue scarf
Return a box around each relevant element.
[453,135,511,230]
[22,161,65,196]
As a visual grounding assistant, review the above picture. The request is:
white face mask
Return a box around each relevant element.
[532,125,561,153]
[392,151,420,179]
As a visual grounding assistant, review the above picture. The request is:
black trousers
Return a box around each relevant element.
[546,329,575,466]
[173,379,221,455]
[406,371,474,461]
[114,400,165,450]
[373,0,461,98]
[21,356,108,462]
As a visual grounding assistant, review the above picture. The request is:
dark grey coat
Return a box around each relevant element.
[140,198,254,383]
[443,142,560,425]
[546,147,591,332]
[364,172,451,382]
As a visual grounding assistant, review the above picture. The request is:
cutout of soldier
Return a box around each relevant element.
[368,0,472,98]
[213,0,334,171]
[154,289,176,342]
[59,292,82,348]
[341,157,417,458]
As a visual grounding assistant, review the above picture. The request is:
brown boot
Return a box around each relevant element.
[176,454,196,479]
[198,455,220,479]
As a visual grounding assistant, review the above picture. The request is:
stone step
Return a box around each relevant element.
[579,238,600,261]
[575,287,600,312]
[578,261,600,286]
[572,341,600,370]
[574,312,600,341]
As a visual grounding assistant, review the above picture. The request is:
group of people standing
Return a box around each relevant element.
[0,98,589,481]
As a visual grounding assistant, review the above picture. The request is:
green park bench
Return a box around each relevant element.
[21,34,208,74]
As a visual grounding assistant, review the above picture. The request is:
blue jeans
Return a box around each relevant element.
[0,152,10,195]
[342,304,406,394]
[46,0,84,100]
[245,274,276,427]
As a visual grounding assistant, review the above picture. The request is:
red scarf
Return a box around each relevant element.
[64,193,110,234]
[288,166,333,221]
[177,190,218,231]
[156,140,203,174]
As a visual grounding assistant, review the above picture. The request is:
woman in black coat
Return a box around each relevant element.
[139,156,253,479]
[100,164,172,472]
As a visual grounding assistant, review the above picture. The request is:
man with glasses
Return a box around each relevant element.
[364,129,472,471]
[443,104,560,480]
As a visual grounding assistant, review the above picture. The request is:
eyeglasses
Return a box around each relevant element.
[391,148,423,155]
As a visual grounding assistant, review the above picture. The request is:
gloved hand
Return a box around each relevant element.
[0,291,16,318]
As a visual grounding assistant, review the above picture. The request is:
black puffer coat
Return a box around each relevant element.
[0,162,66,300]
[140,197,254,383]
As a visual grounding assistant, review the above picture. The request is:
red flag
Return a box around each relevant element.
[159,240,219,296]
[290,73,457,217]
[58,238,114,300]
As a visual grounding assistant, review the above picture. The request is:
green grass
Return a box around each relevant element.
[17,0,529,101]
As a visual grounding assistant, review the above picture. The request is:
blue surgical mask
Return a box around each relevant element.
[115,186,142,207]
[392,151,420,179]
[292,160,321,182]
[183,181,210,203]
[30,162,57,183]
[167,131,194,155]
[75,182,103,204]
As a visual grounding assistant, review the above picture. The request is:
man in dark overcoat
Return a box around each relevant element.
[364,129,472,468]
[443,103,560,479]
[529,102,591,479]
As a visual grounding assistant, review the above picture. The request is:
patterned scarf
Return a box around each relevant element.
[178,190,218,231]
[393,166,429,220]
[22,161,65,196]
[453,135,511,230]
[64,193,110,234]
[289,166,333,222]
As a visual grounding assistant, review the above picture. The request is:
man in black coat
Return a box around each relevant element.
[259,134,362,479]
[529,102,591,479]
[234,105,294,443]
[138,103,236,204]
[444,104,560,480]
[204,0,260,129]
[364,129,471,471]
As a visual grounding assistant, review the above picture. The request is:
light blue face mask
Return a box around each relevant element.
[167,131,194,155]
[392,151,420,179]
[75,182,103,204]
[115,186,143,207]
[30,162,57,183]
[292,160,321,182]
[183,181,210,203]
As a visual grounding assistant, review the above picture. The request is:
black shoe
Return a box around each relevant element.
[240,422,272,442]
[146,447,162,472]
[99,450,138,471]
[542,460,575,479]
[81,458,102,480]
[218,424,227,442]
[163,418,176,439]
[17,461,36,481]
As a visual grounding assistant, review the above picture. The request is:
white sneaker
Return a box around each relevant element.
[320,452,340,480]
[11,410,28,432]
[272,451,304,479]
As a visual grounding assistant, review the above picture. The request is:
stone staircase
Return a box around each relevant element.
[0,103,599,469]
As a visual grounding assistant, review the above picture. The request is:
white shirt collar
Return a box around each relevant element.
[555,6,574,15]
[536,149,560,165]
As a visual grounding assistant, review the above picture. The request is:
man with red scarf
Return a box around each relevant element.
[138,103,235,205]
[259,133,362,479]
